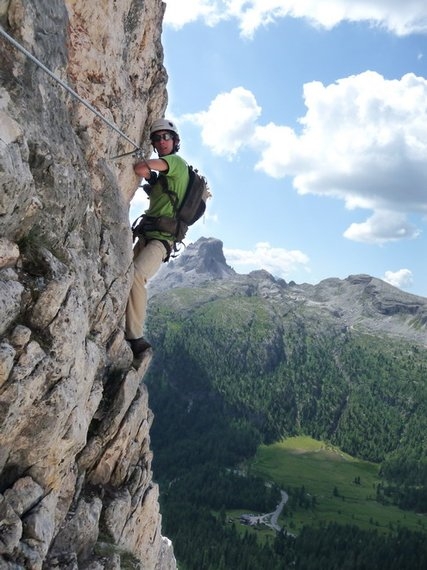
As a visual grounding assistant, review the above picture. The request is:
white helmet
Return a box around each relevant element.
[150,118,179,137]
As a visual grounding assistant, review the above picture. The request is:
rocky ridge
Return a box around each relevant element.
[0,1,176,569]
[150,237,427,346]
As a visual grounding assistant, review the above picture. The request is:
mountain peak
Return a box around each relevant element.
[149,237,235,295]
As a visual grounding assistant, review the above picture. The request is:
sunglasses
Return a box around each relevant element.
[151,133,174,142]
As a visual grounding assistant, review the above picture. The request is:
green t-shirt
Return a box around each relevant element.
[144,154,189,241]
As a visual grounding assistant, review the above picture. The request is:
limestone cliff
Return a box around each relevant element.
[0,1,176,568]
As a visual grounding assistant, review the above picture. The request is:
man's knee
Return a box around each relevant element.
[133,270,148,288]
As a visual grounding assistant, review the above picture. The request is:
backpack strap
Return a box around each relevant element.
[158,174,189,245]
[158,174,180,215]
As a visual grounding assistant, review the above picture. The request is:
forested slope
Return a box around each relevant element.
[144,269,427,568]
[147,278,427,467]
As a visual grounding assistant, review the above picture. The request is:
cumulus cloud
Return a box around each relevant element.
[163,0,222,29]
[255,72,427,212]
[163,0,427,38]
[223,242,310,278]
[183,71,427,244]
[383,268,414,290]
[183,87,261,157]
[343,211,421,244]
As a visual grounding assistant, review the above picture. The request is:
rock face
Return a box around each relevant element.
[0,1,176,568]
[149,237,236,295]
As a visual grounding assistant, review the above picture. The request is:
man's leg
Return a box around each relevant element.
[126,239,167,343]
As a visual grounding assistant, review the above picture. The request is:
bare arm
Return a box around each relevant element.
[133,158,168,179]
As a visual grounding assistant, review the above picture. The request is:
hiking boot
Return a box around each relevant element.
[127,337,152,360]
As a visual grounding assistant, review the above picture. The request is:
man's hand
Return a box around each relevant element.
[134,158,168,179]
[134,161,151,179]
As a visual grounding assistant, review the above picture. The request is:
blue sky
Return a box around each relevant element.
[130,1,427,298]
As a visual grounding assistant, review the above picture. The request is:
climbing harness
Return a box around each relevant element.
[0,25,145,161]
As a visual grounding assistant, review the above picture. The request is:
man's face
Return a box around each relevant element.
[151,130,174,156]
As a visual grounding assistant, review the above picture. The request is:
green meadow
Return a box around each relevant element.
[248,436,427,535]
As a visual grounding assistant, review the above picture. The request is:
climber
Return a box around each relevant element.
[125,118,189,360]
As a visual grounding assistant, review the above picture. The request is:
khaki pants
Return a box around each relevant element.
[126,238,168,339]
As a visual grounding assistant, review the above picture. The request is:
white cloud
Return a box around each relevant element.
[163,0,427,38]
[183,87,261,157]
[343,211,421,245]
[163,0,222,29]
[224,241,310,278]
[255,72,427,214]
[383,268,414,290]
[184,71,427,244]
[129,188,149,223]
